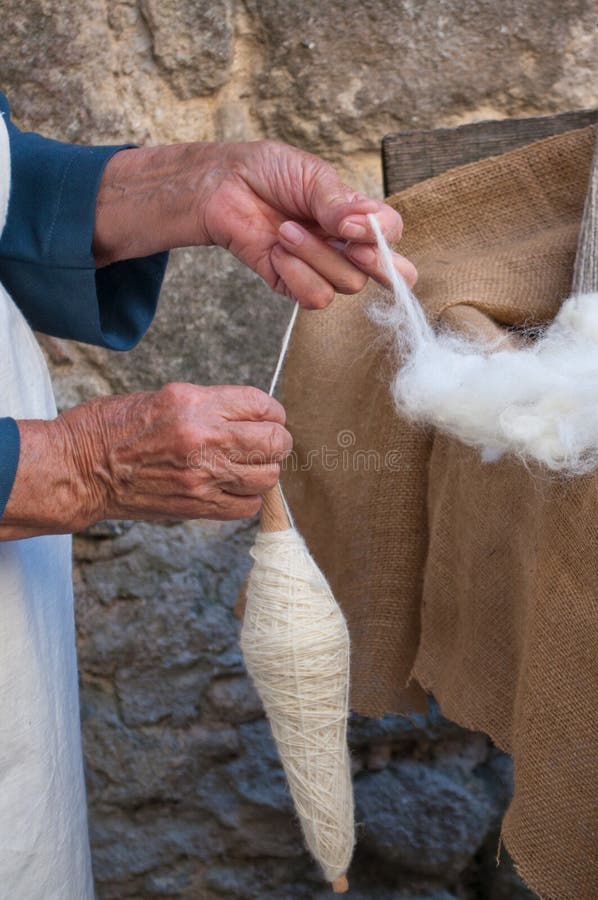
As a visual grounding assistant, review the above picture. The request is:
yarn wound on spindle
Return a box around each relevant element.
[241,526,353,886]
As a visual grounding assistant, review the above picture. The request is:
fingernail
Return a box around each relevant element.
[279,221,304,245]
[348,244,376,266]
[340,219,368,240]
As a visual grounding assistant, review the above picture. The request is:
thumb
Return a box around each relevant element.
[306,163,403,245]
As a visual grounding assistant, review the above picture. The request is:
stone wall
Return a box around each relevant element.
[2,2,597,897]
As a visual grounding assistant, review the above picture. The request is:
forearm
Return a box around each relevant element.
[93,142,221,267]
[0,419,98,540]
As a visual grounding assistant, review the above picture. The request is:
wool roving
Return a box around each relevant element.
[369,214,598,474]
[240,306,354,893]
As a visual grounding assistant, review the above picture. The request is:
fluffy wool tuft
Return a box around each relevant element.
[369,215,598,473]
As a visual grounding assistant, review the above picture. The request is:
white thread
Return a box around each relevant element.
[369,213,598,473]
[269,301,300,397]
[268,301,300,527]
[573,132,598,296]
[240,530,354,883]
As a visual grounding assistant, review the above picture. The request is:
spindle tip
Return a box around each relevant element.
[332,875,349,893]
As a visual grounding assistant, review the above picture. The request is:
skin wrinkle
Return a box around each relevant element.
[4,139,415,538]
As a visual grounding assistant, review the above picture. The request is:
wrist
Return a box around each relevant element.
[93,142,226,266]
[0,416,102,537]
[57,400,115,528]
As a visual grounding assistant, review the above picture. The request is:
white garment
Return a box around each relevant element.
[0,115,94,898]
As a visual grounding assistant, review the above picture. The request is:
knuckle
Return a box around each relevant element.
[262,464,281,490]
[159,381,191,406]
[353,270,369,292]
[337,269,368,295]
[247,464,280,494]
[301,297,322,310]
[394,213,404,241]
[271,424,292,456]
[311,285,335,309]
[266,397,286,426]
[264,424,287,459]
[242,386,272,419]
[211,423,238,459]
[202,445,230,478]
[403,260,418,288]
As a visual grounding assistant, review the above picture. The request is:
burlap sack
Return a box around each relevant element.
[280,125,598,900]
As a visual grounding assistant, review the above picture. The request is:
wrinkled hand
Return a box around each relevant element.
[0,384,292,539]
[200,140,417,308]
[94,139,417,309]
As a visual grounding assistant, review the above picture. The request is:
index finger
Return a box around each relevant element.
[206,385,287,425]
[307,164,403,245]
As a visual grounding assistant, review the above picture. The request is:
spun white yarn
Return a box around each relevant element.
[240,530,354,882]
[240,300,354,885]
[369,213,598,473]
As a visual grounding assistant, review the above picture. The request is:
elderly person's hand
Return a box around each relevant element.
[93,139,417,307]
[3,138,417,539]
[0,384,291,539]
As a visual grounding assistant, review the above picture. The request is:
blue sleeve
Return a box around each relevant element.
[0,418,19,521]
[0,94,168,350]
[0,95,169,522]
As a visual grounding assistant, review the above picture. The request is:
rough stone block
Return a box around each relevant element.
[244,0,598,157]
[140,0,234,98]
[355,760,494,879]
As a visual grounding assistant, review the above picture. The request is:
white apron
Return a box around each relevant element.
[0,115,94,898]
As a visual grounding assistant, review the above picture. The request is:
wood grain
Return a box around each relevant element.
[259,483,291,533]
[383,109,598,196]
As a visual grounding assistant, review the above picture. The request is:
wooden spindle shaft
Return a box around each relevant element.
[260,482,291,532]
[332,875,349,893]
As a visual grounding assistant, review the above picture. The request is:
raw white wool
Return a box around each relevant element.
[369,214,598,473]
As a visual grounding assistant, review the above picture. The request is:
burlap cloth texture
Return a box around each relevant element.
[278,125,598,900]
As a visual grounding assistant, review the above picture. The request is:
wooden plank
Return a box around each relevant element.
[383,109,598,196]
